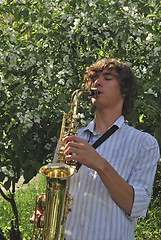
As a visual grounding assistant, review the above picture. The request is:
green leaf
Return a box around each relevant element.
[30,13,37,23]
[139,114,146,123]
[14,7,21,21]
[22,9,29,21]
[35,33,45,41]
[146,14,156,18]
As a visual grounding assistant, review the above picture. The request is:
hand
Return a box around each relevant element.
[63,135,103,170]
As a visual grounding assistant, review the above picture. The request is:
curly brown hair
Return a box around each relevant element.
[84,58,138,116]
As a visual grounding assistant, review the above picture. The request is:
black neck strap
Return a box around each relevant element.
[76,125,119,172]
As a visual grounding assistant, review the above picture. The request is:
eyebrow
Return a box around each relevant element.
[103,72,119,78]
[90,71,119,80]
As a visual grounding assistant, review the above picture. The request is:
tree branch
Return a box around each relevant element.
[0,187,11,202]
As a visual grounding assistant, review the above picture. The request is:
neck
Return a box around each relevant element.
[94,109,122,134]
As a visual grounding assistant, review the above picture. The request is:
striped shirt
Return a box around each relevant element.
[54,116,160,240]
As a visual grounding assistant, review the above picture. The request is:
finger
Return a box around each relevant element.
[63,135,85,143]
[63,135,76,142]
[65,153,79,162]
[64,143,81,155]
[64,141,81,152]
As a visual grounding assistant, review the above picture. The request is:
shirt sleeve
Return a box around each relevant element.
[128,133,160,218]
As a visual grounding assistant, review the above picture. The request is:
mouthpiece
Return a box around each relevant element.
[90,88,98,97]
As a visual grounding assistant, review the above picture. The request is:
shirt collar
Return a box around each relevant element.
[82,115,125,135]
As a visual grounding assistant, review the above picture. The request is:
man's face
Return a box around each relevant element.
[91,67,124,111]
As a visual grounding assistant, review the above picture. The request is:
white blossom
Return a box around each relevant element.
[73,18,80,27]
[51,136,58,143]
[17,110,34,132]
[78,113,85,119]
[154,47,160,53]
[146,33,153,41]
[63,55,69,63]
[58,79,65,85]
[27,44,34,50]
[37,68,44,75]
[29,55,36,65]
[67,15,73,23]
[37,104,43,111]
[9,170,14,178]
[123,6,129,11]
[80,119,87,126]
[34,115,41,124]
[33,133,40,141]
[10,33,16,42]
[142,67,147,74]
[60,13,67,20]
[44,143,51,150]
[88,0,95,7]
[1,166,14,177]
[8,53,17,68]
[1,166,8,175]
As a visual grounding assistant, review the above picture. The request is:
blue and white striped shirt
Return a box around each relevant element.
[58,116,160,240]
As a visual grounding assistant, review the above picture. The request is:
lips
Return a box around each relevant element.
[91,88,102,95]
[95,90,102,96]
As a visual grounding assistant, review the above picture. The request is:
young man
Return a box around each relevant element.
[62,58,160,240]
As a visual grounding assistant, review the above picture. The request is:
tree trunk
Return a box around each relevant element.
[0,187,22,240]
[9,220,22,240]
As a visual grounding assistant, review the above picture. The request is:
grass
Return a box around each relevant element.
[135,196,161,239]
[0,175,161,240]
[0,174,46,240]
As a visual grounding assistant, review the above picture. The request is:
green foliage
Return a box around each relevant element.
[0,0,160,238]
[135,196,161,239]
[0,0,161,186]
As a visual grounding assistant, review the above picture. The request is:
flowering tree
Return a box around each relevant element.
[0,0,160,238]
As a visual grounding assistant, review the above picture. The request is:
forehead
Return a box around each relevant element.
[87,66,119,80]
[93,67,119,79]
[102,67,118,76]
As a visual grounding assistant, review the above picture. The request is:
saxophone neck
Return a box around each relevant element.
[70,88,93,113]
[56,88,94,165]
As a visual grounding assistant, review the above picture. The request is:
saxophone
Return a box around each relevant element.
[32,89,93,240]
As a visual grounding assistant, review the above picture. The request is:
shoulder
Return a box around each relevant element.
[121,123,159,150]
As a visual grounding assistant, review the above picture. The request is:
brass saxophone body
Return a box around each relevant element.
[32,89,92,240]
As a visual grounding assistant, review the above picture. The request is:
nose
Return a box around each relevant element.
[93,76,102,87]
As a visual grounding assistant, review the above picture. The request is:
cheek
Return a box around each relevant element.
[106,84,123,103]
[110,82,122,96]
